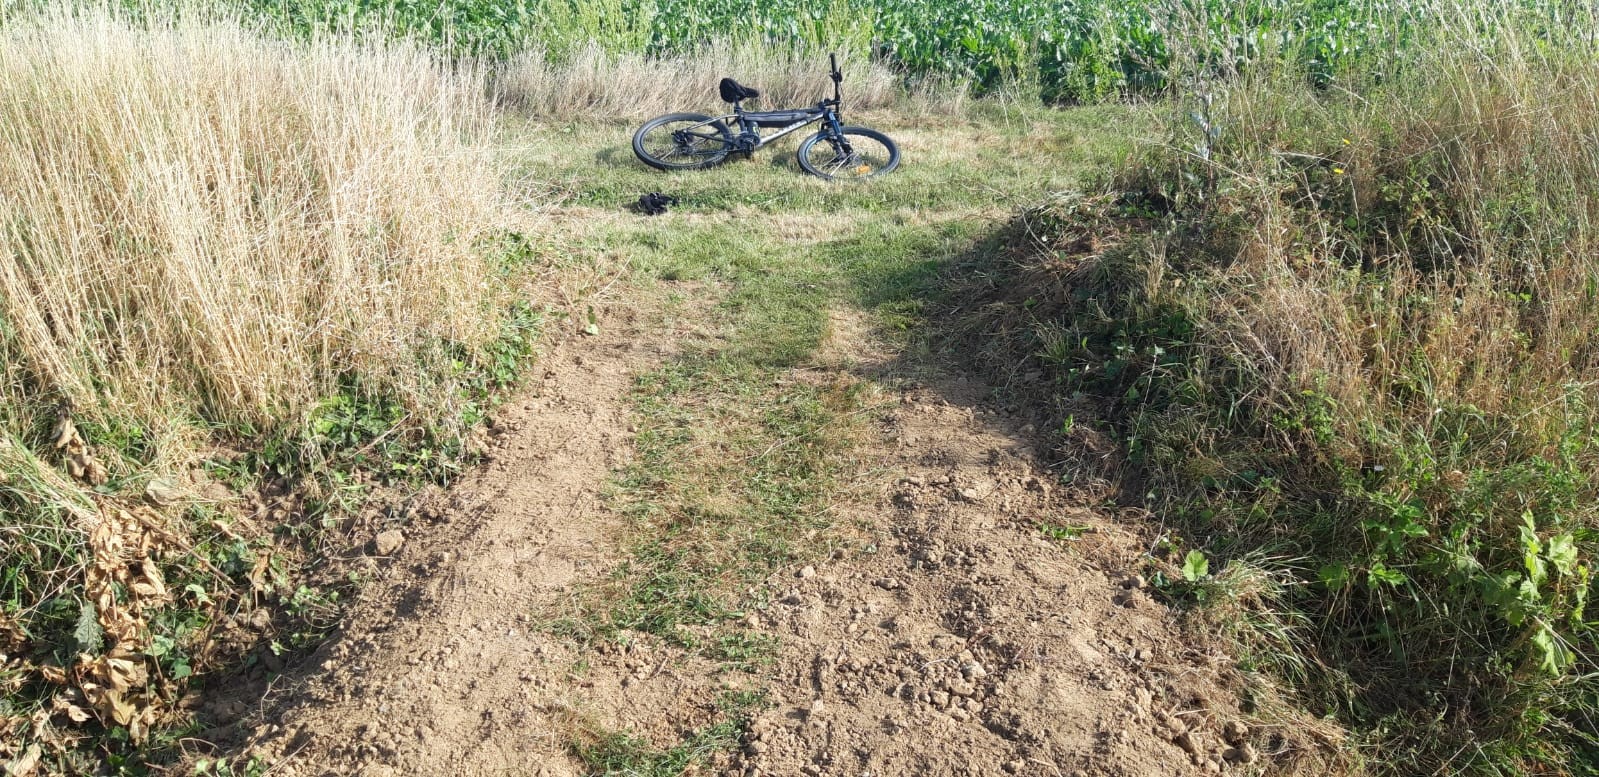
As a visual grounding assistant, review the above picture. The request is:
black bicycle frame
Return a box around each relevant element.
[673,101,846,153]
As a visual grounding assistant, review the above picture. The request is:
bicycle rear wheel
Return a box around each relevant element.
[796,126,899,180]
[633,113,734,171]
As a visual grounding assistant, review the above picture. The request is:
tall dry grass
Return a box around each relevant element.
[0,7,524,762]
[0,9,507,462]
[496,41,902,119]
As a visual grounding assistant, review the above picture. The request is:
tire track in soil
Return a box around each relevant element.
[712,311,1268,777]
[238,302,683,777]
[237,300,1281,777]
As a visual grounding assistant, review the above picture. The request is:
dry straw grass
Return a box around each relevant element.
[0,8,519,757]
[0,8,509,465]
[496,41,902,119]
[950,1,1599,770]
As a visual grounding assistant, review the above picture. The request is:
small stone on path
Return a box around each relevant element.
[374,529,405,556]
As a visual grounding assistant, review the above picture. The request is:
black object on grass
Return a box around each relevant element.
[637,192,678,215]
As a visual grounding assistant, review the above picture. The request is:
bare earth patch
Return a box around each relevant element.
[227,295,1290,777]
[235,301,678,776]
[714,315,1264,777]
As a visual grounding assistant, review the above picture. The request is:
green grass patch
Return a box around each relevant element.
[1038,522,1090,542]
[572,690,768,777]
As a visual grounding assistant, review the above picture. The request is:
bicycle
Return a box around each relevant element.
[632,54,900,180]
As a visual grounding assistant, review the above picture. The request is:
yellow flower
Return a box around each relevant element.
[1333,167,1346,174]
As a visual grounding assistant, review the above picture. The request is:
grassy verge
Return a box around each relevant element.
[0,9,549,772]
[520,106,1140,772]
[955,3,1599,772]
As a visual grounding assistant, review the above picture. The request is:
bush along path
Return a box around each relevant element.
[223,107,1340,776]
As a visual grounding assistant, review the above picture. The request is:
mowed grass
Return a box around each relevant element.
[514,103,1138,215]
[523,105,1143,772]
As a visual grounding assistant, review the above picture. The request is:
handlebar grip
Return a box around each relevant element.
[830,52,838,73]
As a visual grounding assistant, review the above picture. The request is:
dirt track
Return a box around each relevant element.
[227,292,1280,777]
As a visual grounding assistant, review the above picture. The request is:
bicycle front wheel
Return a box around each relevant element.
[633,113,734,171]
[796,126,900,180]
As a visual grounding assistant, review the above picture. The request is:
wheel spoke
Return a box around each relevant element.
[656,140,717,161]
[803,132,895,179]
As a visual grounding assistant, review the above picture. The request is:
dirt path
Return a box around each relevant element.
[685,316,1263,777]
[217,111,1296,776]
[237,303,673,776]
[230,291,1273,777]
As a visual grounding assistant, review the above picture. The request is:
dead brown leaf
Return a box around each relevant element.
[50,697,90,725]
[3,744,40,777]
[66,502,186,743]
[0,611,23,656]
[103,656,144,694]
[130,559,167,599]
[50,415,76,450]
[52,413,108,486]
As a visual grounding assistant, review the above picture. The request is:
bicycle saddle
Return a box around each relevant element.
[719,78,760,103]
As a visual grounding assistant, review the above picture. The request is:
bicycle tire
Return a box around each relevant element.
[795,126,899,180]
[633,113,734,171]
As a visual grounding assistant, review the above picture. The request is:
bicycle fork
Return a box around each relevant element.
[824,114,854,158]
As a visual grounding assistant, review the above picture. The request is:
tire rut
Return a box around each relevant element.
[241,303,673,777]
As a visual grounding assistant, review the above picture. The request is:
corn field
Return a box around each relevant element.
[226,0,1575,101]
